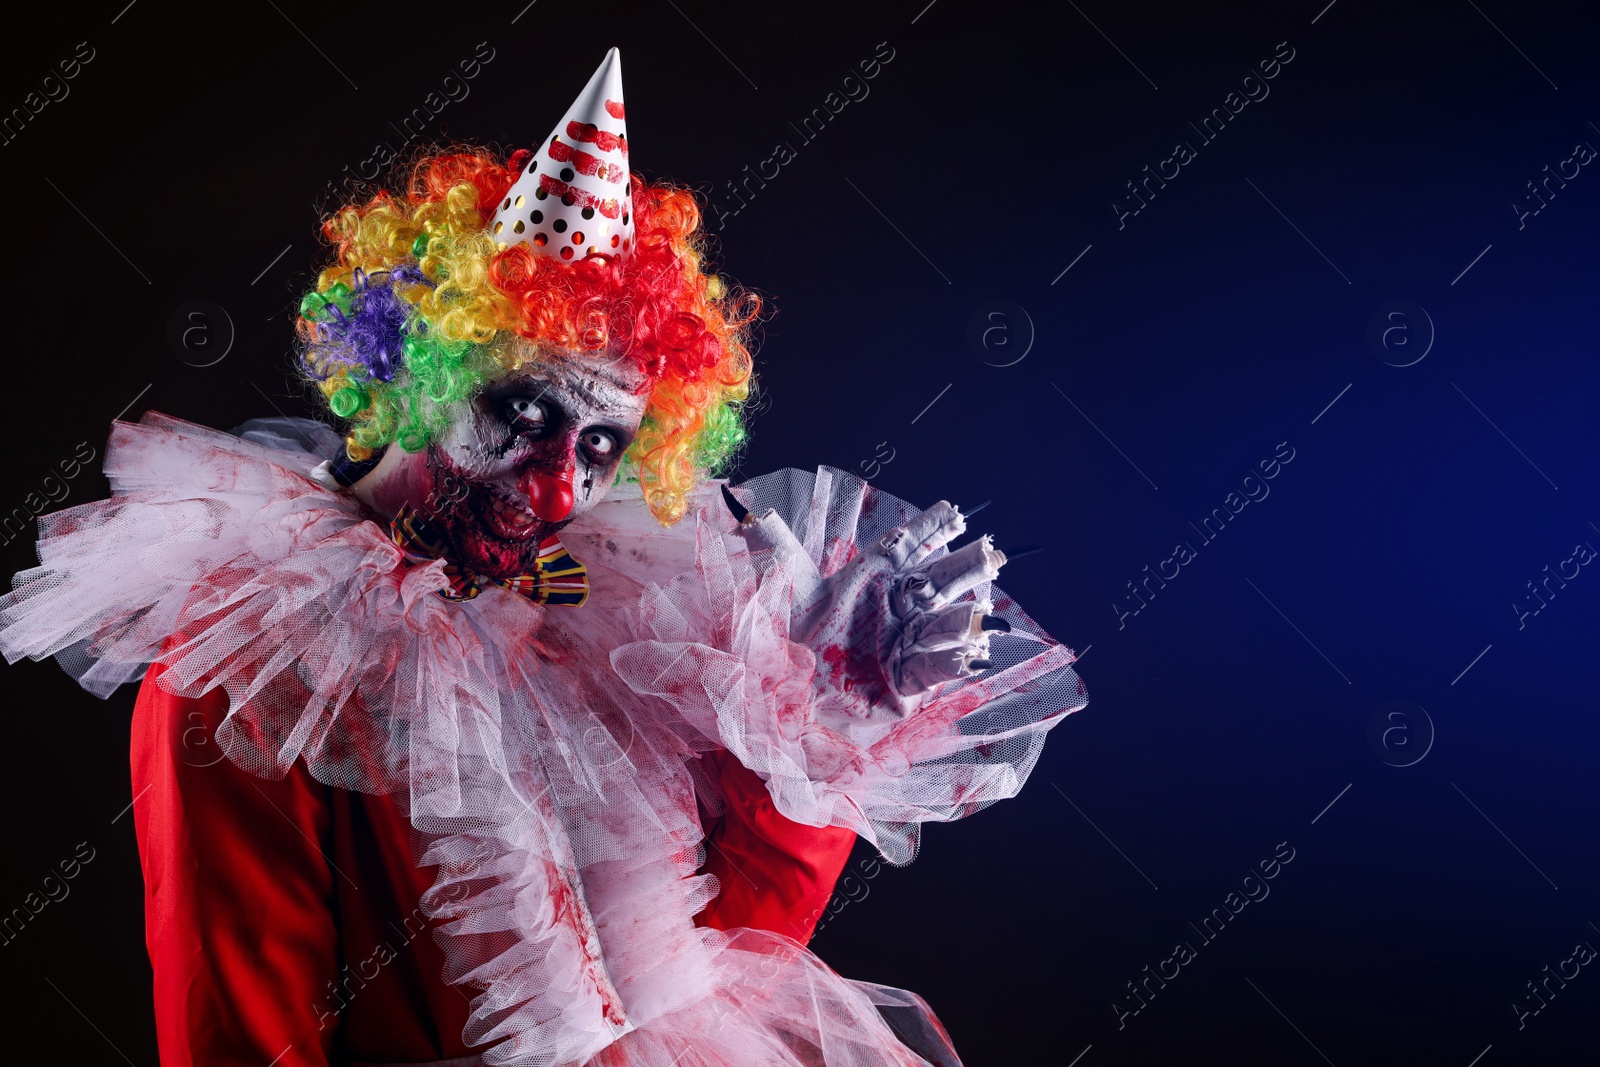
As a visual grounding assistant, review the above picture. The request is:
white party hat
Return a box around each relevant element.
[490,47,633,262]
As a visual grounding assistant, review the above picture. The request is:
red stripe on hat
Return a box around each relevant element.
[566,120,629,157]
[605,99,626,119]
[547,139,627,183]
[537,174,622,219]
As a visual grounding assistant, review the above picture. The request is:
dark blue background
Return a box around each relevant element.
[2,1,1596,1063]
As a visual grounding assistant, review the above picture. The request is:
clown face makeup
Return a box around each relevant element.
[354,344,651,581]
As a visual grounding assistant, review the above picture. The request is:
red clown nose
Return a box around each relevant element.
[521,471,575,523]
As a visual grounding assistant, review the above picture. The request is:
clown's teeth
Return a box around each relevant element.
[489,496,534,524]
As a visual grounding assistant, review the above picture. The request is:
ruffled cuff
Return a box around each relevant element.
[611,467,1087,865]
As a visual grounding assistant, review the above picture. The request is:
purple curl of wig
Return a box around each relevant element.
[302,265,433,384]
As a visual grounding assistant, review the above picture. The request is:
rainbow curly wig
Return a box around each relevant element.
[295,145,759,525]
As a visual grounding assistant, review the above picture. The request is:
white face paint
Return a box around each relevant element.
[418,342,651,579]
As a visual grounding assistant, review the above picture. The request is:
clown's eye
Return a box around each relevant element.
[582,429,617,458]
[504,397,549,432]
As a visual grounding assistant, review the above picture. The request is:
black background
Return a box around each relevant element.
[2,1,1598,1063]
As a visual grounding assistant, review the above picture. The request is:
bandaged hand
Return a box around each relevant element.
[723,487,1009,724]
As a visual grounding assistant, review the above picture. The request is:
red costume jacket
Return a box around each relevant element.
[131,662,856,1067]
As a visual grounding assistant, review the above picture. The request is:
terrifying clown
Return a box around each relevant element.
[0,50,1086,1067]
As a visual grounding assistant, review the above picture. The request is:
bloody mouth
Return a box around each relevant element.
[426,448,565,579]
[445,484,558,579]
[477,488,542,542]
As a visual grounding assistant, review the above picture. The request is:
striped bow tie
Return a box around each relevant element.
[389,505,590,607]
